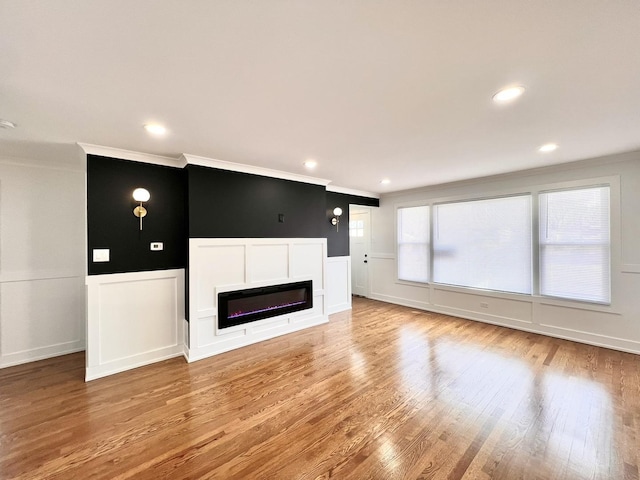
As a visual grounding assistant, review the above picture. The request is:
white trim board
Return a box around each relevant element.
[326,185,379,199]
[78,143,182,168]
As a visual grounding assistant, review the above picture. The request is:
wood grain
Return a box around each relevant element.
[1,297,638,479]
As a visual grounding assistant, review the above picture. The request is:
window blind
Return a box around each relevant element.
[539,186,610,303]
[433,195,532,294]
[397,206,429,283]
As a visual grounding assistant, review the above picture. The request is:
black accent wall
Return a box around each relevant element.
[87,155,187,275]
[87,157,380,275]
[187,165,327,239]
[325,191,379,257]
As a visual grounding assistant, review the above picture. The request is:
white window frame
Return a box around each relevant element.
[532,176,619,312]
[537,183,613,305]
[395,201,431,286]
[393,175,620,311]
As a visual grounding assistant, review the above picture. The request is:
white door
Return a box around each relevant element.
[350,208,371,297]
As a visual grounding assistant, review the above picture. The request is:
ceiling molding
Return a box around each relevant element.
[181,154,332,187]
[326,185,380,199]
[77,144,337,188]
[78,143,183,168]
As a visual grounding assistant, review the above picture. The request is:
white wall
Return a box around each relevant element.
[188,238,328,361]
[0,145,86,367]
[369,151,640,354]
[326,256,352,314]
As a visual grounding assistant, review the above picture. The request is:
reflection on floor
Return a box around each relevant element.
[1,297,638,479]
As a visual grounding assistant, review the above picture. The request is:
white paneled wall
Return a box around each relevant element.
[0,151,86,368]
[85,269,185,381]
[1,277,85,366]
[369,254,430,310]
[326,256,352,314]
[369,152,640,355]
[188,238,328,362]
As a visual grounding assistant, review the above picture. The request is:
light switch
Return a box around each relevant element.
[150,242,163,251]
[93,249,110,262]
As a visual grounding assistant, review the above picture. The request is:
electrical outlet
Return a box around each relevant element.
[150,242,163,251]
[480,302,489,308]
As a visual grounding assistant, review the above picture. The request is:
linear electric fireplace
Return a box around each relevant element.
[218,280,313,329]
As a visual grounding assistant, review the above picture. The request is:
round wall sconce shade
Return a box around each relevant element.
[133,188,150,230]
[331,207,343,231]
[133,188,150,202]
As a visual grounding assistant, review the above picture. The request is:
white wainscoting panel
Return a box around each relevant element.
[369,255,430,309]
[250,244,289,282]
[327,256,352,314]
[431,287,534,325]
[291,243,324,285]
[0,277,85,368]
[85,269,185,381]
[187,238,328,362]
[196,245,246,313]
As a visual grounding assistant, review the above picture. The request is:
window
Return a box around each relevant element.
[397,205,429,283]
[349,219,364,237]
[433,196,532,294]
[395,182,612,304]
[539,186,610,304]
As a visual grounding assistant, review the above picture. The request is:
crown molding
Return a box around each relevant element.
[181,153,331,186]
[78,144,381,193]
[78,143,183,168]
[326,185,379,199]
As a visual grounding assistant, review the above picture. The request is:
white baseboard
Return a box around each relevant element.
[85,347,184,381]
[1,341,85,369]
[369,292,430,311]
[373,295,640,355]
[328,304,352,315]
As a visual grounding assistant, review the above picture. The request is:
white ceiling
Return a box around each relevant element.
[1,1,639,194]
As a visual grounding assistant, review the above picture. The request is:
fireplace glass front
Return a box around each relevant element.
[218,280,313,329]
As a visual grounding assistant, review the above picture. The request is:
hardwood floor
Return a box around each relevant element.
[1,297,639,479]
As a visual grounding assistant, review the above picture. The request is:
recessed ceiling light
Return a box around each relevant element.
[492,85,525,103]
[380,178,390,185]
[144,124,167,135]
[0,119,17,129]
[303,159,317,169]
[538,143,559,153]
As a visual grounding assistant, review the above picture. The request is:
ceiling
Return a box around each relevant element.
[1,1,639,194]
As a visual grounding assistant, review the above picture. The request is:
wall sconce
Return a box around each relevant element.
[132,187,150,230]
[331,207,343,231]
